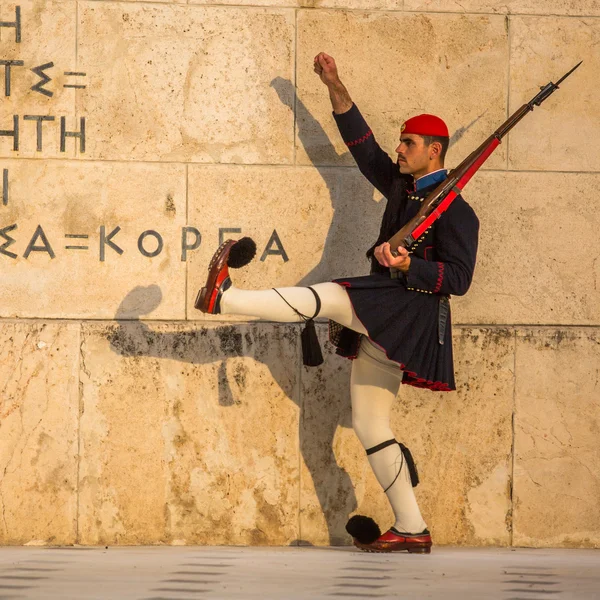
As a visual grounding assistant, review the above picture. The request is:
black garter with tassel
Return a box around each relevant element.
[227,237,323,366]
[346,442,420,545]
[272,286,323,367]
[226,237,323,365]
[300,288,323,367]
[399,443,420,487]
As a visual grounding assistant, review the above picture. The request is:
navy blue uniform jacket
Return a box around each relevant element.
[329,103,480,391]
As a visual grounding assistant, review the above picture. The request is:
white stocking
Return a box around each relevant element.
[221,282,367,335]
[351,338,428,534]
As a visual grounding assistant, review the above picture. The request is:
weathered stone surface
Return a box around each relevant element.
[0,322,79,545]
[455,171,600,326]
[78,320,300,545]
[0,1,77,158]
[405,0,600,16]
[313,0,403,7]
[513,328,600,548]
[296,11,508,169]
[0,160,186,319]
[191,0,403,9]
[190,0,294,6]
[186,165,384,320]
[297,325,357,545]
[509,17,599,171]
[300,326,514,546]
[77,3,295,163]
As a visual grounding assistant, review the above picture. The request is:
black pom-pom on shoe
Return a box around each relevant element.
[346,515,381,544]
[227,237,257,269]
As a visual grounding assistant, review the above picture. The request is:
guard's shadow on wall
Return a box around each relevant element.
[109,83,376,545]
[271,77,366,285]
[109,285,355,546]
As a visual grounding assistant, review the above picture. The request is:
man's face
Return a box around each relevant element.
[395,134,430,176]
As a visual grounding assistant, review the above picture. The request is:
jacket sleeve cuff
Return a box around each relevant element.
[405,257,445,294]
[333,103,372,146]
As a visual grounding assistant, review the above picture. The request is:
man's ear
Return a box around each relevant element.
[429,141,442,159]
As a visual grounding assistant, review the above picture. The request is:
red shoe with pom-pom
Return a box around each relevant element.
[194,240,236,314]
[354,528,432,554]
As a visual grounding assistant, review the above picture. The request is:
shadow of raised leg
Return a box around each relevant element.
[109,286,297,407]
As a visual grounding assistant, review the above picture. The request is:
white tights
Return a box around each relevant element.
[220,283,427,534]
[221,282,368,335]
[351,337,427,534]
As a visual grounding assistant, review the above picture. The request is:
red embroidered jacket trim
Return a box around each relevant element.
[346,129,373,147]
[433,262,445,293]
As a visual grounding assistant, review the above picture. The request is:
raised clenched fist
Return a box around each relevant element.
[313,52,340,86]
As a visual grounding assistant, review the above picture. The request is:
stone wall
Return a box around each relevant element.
[1,0,598,547]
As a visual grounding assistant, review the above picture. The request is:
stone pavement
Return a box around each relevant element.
[0,546,598,600]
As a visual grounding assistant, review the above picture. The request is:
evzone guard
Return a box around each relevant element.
[194,54,580,553]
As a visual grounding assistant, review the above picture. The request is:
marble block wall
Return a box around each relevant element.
[1,0,598,548]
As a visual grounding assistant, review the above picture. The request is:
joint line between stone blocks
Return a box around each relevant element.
[297,322,303,545]
[510,327,517,547]
[506,14,511,171]
[75,2,79,68]
[293,8,298,167]
[76,322,83,545]
[185,163,189,320]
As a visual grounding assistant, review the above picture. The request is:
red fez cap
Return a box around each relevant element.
[401,114,449,137]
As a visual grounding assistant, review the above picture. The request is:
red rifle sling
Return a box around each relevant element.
[410,137,501,240]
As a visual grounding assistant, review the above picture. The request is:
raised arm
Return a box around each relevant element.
[314,53,399,199]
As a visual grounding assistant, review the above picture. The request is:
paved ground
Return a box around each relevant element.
[0,546,598,599]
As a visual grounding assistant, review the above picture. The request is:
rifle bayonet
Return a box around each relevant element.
[530,61,583,107]
[387,62,582,276]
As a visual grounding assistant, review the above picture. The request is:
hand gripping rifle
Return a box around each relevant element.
[389,62,582,276]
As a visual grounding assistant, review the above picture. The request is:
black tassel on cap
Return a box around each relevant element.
[301,318,323,367]
[227,237,257,269]
[346,515,381,544]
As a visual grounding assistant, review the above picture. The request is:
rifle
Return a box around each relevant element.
[389,62,582,275]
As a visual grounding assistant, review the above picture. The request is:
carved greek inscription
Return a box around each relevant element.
[181,227,201,262]
[60,116,85,153]
[0,223,17,258]
[0,115,19,150]
[1,60,88,98]
[0,225,290,264]
[30,62,53,97]
[23,116,55,151]
[2,169,8,206]
[63,71,87,89]
[0,115,86,153]
[0,60,24,96]
[1,7,88,154]
[219,228,241,246]
[260,229,289,262]
[64,234,89,251]
[138,230,163,258]
[0,6,21,43]
[23,224,55,259]
[100,226,123,262]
